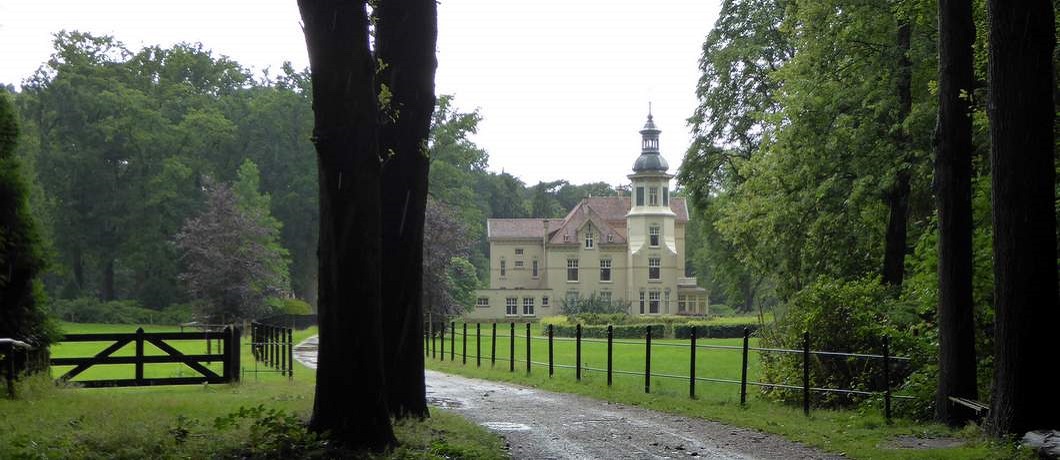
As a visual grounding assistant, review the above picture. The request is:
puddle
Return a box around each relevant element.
[426,395,465,408]
[482,422,532,432]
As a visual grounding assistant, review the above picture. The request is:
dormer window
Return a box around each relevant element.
[649,225,660,247]
[648,187,659,206]
[585,230,594,249]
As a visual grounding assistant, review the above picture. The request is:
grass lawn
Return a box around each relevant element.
[427,322,1024,460]
[1,322,507,460]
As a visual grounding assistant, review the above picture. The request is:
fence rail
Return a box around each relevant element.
[427,321,913,422]
[249,322,294,380]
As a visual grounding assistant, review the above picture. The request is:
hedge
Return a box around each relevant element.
[672,324,758,339]
[550,323,666,339]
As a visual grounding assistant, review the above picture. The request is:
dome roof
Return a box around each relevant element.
[633,152,669,172]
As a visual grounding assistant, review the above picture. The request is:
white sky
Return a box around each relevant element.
[0,0,720,187]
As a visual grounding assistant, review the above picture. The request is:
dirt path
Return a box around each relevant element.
[294,336,841,460]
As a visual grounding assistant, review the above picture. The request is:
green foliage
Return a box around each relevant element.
[213,405,326,459]
[759,277,926,408]
[445,257,479,313]
[551,323,666,339]
[48,297,193,325]
[672,323,758,339]
[560,292,631,316]
[278,298,312,316]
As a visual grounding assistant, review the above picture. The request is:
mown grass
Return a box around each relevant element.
[428,322,1025,460]
[1,322,507,460]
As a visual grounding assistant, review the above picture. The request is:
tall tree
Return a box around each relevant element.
[881,11,913,287]
[0,90,52,350]
[985,0,1059,436]
[298,0,395,449]
[934,0,978,426]
[376,0,438,419]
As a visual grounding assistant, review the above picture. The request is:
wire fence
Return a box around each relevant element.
[426,321,913,422]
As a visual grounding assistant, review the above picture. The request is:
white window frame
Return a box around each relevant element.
[505,297,518,316]
[648,257,661,280]
[600,291,612,304]
[648,187,659,206]
[500,259,507,277]
[567,258,579,282]
[515,248,524,255]
[585,230,594,249]
[523,297,535,316]
[514,260,524,268]
[649,225,660,247]
[542,296,550,307]
[649,291,660,314]
[639,291,645,314]
[532,259,539,278]
[600,259,612,282]
[476,297,490,309]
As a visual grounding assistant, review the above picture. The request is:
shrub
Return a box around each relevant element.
[571,312,628,326]
[673,323,758,339]
[708,303,736,317]
[49,297,193,325]
[551,323,665,339]
[560,292,630,316]
[758,277,921,408]
[279,298,312,315]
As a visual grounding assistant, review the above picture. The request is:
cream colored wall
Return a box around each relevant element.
[466,288,556,320]
[489,239,546,289]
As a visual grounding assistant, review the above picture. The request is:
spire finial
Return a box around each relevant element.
[648,101,653,119]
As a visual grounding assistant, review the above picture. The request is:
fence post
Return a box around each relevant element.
[883,334,892,424]
[440,322,445,362]
[450,321,455,361]
[607,324,613,387]
[232,326,242,383]
[287,327,293,379]
[690,326,697,399]
[645,325,652,394]
[425,322,430,358]
[135,327,145,384]
[476,323,481,368]
[509,322,515,372]
[462,323,467,365]
[576,324,582,381]
[802,330,810,416]
[548,324,554,377]
[251,323,257,361]
[280,326,287,373]
[431,322,436,359]
[740,327,750,405]
[491,323,496,367]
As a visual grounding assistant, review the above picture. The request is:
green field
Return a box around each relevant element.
[1,322,506,459]
[427,322,1024,460]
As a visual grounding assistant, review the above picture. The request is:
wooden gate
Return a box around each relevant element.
[51,327,241,388]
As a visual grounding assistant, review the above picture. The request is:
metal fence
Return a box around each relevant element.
[249,322,294,380]
[427,321,913,422]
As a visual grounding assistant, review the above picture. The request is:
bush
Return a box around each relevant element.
[551,323,665,339]
[758,277,921,408]
[560,292,630,316]
[708,303,736,317]
[672,323,758,339]
[49,297,193,325]
[278,298,312,315]
[571,312,628,326]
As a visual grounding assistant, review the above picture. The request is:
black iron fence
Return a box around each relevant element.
[427,321,913,422]
[249,322,294,379]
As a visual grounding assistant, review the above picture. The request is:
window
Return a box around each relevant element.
[649,291,660,313]
[585,230,594,249]
[523,297,535,316]
[607,232,614,242]
[532,260,539,278]
[663,187,669,206]
[599,259,612,282]
[636,187,644,206]
[600,291,612,304]
[477,297,490,309]
[515,248,524,255]
[506,297,518,316]
[649,225,660,247]
[500,259,506,277]
[567,258,579,282]
[648,187,659,206]
[664,291,670,313]
[542,296,550,307]
[678,295,687,313]
[639,291,645,314]
[648,257,661,280]
[514,260,524,268]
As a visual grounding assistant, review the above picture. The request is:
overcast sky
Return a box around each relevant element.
[0,0,720,187]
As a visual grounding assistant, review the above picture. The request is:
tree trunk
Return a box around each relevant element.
[882,19,913,287]
[72,246,84,291]
[376,0,438,420]
[934,0,978,426]
[985,0,1060,436]
[298,0,395,450]
[101,257,116,301]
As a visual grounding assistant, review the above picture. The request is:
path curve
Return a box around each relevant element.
[293,336,841,460]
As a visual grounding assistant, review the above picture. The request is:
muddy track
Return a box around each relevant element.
[294,336,842,460]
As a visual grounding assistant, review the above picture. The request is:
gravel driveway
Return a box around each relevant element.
[294,336,841,460]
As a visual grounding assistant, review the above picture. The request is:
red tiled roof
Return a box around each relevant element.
[487,196,689,240]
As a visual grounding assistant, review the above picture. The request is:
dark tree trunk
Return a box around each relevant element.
[101,258,115,301]
[376,0,438,420]
[298,0,395,450]
[985,0,1060,436]
[882,19,913,287]
[934,0,978,426]
[72,246,84,291]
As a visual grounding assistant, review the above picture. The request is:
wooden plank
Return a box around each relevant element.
[948,396,989,413]
[57,338,132,381]
[146,338,221,379]
[52,354,225,366]
[74,376,230,388]
[61,332,227,342]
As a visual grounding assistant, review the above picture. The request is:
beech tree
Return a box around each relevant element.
[934,0,978,426]
[985,0,1059,436]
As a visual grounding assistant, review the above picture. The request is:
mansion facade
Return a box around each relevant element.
[466,113,708,320]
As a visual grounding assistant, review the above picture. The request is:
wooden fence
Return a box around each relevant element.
[51,327,241,388]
